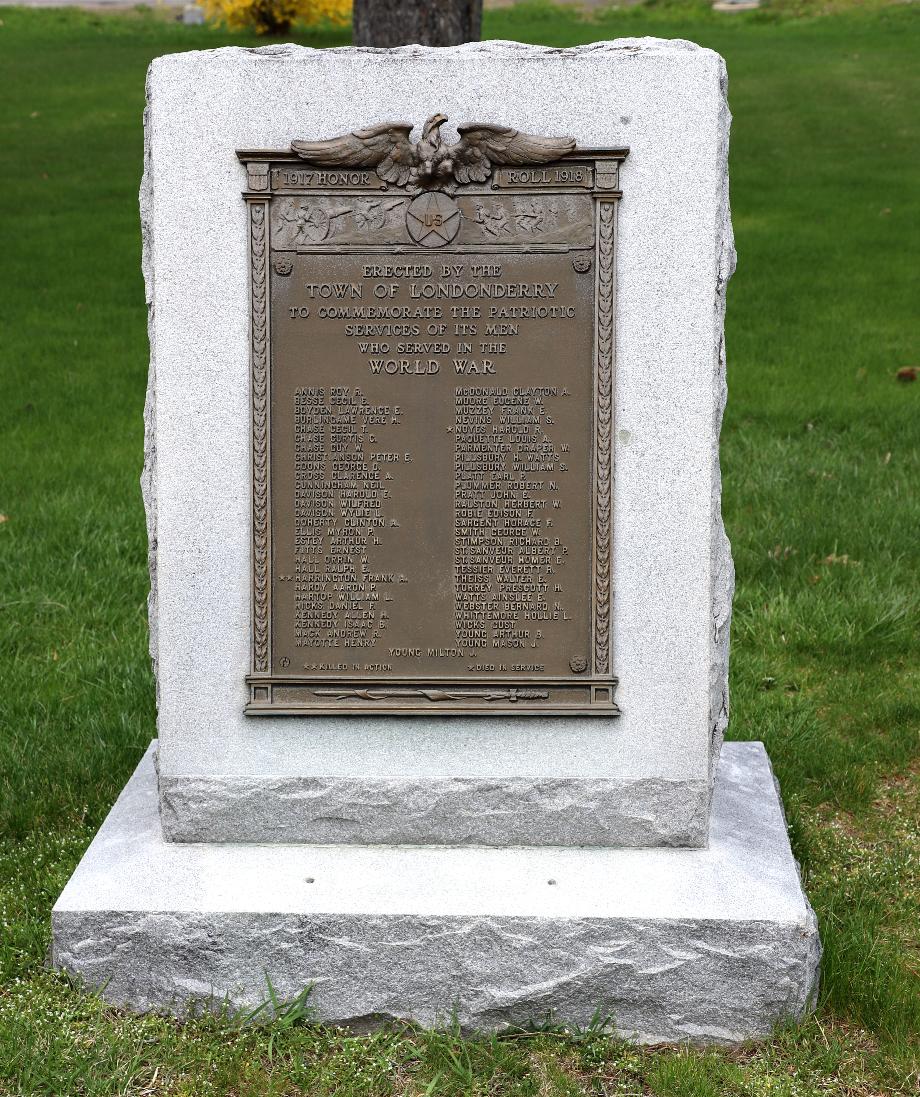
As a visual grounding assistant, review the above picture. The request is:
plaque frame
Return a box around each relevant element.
[239,123,628,716]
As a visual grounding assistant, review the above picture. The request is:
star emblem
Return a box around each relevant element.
[405,191,461,248]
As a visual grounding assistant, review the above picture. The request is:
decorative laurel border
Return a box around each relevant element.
[250,201,270,673]
[594,201,615,676]
[313,688,549,703]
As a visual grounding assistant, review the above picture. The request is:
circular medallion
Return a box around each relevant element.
[406,191,461,248]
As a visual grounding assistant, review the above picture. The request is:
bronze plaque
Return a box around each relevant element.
[240,116,627,715]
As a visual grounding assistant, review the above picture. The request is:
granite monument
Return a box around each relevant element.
[51,38,820,1043]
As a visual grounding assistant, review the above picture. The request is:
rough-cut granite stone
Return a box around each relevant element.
[53,742,819,1042]
[142,39,735,847]
[158,772,710,847]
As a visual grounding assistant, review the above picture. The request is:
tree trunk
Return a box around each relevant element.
[352,0,483,47]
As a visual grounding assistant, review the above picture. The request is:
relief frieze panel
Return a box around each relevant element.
[269,192,593,251]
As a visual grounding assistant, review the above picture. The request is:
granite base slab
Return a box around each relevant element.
[52,742,819,1044]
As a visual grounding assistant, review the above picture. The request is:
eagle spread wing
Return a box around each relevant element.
[291,123,416,186]
[451,124,576,184]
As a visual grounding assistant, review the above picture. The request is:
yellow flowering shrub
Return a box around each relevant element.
[200,0,350,35]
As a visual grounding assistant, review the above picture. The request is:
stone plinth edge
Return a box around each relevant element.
[53,742,819,1044]
[158,771,710,846]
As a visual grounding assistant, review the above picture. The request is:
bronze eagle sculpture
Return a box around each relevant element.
[291,113,576,190]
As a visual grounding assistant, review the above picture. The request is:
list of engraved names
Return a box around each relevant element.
[270,251,595,680]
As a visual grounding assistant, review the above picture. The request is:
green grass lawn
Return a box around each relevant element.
[1,1,918,1093]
